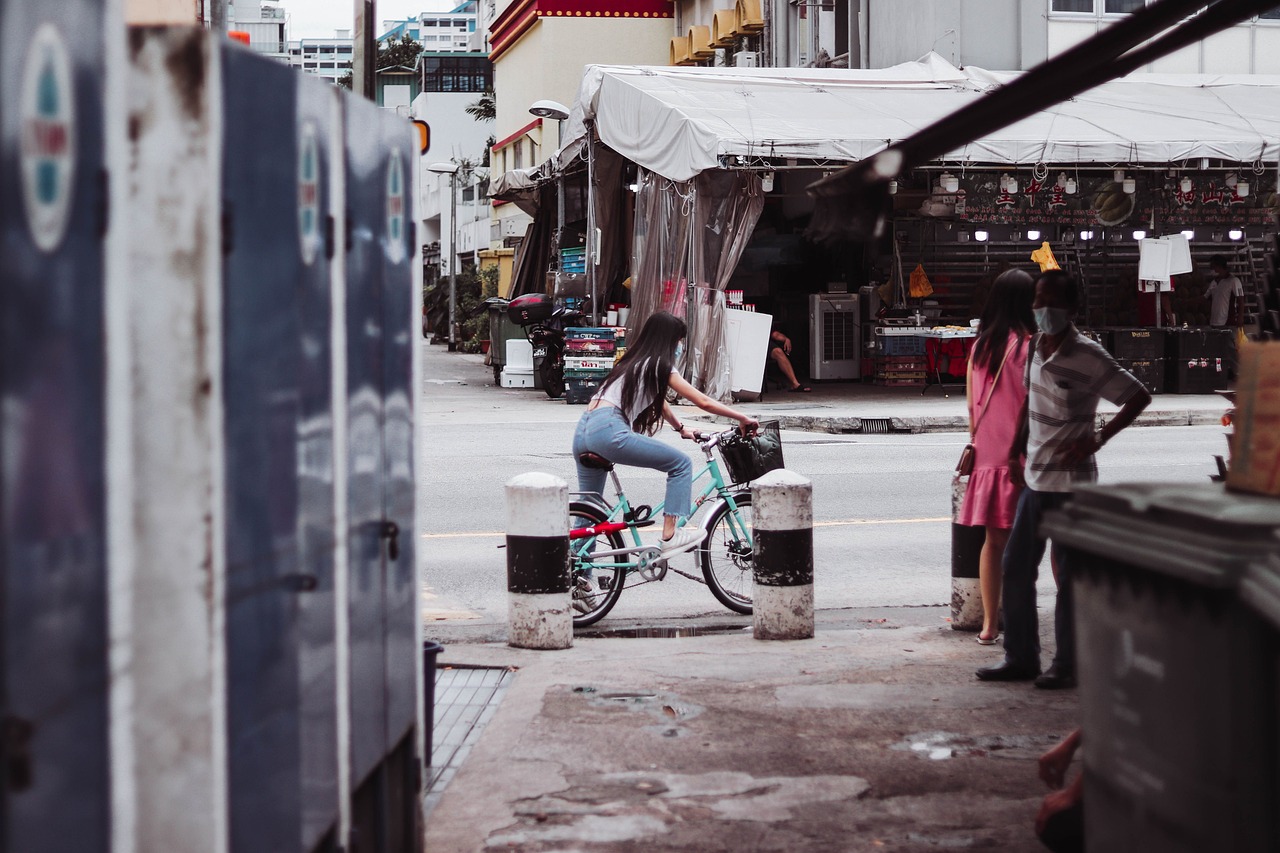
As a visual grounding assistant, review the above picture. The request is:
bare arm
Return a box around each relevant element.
[1060,386,1152,465]
[965,357,975,437]
[668,373,759,434]
[1008,397,1029,488]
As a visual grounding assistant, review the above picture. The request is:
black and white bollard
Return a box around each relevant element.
[505,472,572,650]
[752,469,814,640]
[950,475,985,631]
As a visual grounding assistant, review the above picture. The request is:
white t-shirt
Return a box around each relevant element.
[1206,274,1243,326]
[593,359,679,425]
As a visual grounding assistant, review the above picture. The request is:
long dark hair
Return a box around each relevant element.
[972,268,1035,370]
[600,310,686,435]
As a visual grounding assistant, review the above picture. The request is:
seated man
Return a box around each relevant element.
[769,327,811,392]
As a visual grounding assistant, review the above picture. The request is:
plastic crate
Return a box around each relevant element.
[875,335,926,356]
[564,377,604,404]
[1117,358,1165,394]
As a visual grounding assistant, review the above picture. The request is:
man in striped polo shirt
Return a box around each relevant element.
[976,270,1151,689]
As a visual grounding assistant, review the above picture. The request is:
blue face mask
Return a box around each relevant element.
[674,341,685,362]
[1034,306,1071,335]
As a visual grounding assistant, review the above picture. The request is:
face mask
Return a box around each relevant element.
[674,342,685,361]
[1034,307,1072,335]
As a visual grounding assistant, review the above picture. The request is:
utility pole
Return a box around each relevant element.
[353,0,377,100]
[210,0,225,30]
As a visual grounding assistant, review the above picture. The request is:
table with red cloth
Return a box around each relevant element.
[921,330,976,395]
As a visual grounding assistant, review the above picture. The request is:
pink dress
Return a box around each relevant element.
[958,332,1029,529]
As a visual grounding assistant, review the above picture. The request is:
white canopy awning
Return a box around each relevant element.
[557,53,1280,183]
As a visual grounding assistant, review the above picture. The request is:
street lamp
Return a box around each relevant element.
[428,161,460,350]
[530,100,573,316]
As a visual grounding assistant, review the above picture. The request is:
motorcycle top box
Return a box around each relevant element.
[508,293,553,325]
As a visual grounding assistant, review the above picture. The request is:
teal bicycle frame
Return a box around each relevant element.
[568,426,757,625]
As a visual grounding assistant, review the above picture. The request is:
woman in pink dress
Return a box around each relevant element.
[959,268,1036,645]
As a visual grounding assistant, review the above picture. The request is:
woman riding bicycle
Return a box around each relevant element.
[573,311,759,558]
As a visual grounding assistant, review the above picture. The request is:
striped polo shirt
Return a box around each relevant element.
[1025,328,1145,492]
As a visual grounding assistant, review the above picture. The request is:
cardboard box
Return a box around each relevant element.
[1227,342,1280,497]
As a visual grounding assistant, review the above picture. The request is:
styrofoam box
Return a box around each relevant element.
[500,368,535,388]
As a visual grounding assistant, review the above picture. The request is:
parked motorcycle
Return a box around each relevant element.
[507,293,587,399]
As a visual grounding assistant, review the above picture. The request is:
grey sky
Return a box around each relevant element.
[279,0,461,39]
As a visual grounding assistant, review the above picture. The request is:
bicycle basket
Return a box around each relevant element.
[718,420,784,484]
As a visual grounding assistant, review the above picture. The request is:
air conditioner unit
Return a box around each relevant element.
[733,50,758,67]
[809,294,860,380]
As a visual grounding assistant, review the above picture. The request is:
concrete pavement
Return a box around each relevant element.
[419,342,1111,851]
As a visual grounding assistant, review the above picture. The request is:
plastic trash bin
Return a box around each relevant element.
[482,297,522,385]
[1042,482,1280,853]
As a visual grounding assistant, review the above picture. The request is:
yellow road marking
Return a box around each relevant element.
[421,516,949,540]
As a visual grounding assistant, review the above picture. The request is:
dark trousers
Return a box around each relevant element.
[1001,488,1074,672]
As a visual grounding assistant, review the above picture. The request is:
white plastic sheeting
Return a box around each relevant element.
[558,53,1280,183]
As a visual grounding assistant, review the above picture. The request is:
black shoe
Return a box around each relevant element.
[975,661,1040,682]
[1034,666,1077,690]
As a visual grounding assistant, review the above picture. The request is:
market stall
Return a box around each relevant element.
[498,54,1280,398]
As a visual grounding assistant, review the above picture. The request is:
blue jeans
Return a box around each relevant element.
[1001,489,1075,672]
[572,406,692,520]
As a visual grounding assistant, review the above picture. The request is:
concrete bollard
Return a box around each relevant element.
[505,473,572,650]
[950,475,986,631]
[752,469,815,640]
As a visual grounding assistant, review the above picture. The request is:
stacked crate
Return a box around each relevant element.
[1105,328,1166,395]
[564,327,616,404]
[560,247,587,274]
[1163,328,1233,394]
[872,333,927,386]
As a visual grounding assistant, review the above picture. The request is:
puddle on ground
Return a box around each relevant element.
[575,624,749,639]
[891,731,1064,761]
[568,686,705,733]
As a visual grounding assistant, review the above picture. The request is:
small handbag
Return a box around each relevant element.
[955,337,1019,477]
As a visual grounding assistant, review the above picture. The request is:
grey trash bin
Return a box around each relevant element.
[1043,482,1280,853]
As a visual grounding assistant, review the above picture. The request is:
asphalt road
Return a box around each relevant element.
[418,356,1227,626]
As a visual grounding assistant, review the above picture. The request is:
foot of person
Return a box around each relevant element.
[1034,665,1077,690]
[659,527,704,557]
[975,660,1040,682]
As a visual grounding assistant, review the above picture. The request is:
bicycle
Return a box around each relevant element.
[568,425,758,626]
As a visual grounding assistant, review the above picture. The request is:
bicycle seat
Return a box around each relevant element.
[577,452,614,471]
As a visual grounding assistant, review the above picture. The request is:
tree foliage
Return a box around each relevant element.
[378,33,423,70]
[465,88,496,122]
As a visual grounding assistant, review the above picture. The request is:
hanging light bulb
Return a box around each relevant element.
[941,172,959,193]
[1000,172,1011,192]
[1229,229,1244,240]
[888,179,898,195]
[1122,175,1136,194]
[1180,176,1193,193]
[1113,169,1126,183]
[1065,177,1077,195]
[1237,179,1250,198]
[974,230,989,242]
[1133,230,1147,241]
[1006,175,1018,194]
[1057,172,1069,189]
[1027,229,1041,241]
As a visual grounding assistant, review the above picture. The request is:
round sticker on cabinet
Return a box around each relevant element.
[386,153,406,264]
[20,24,77,253]
[298,122,321,266]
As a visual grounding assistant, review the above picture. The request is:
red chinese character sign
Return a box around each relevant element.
[902,170,1275,227]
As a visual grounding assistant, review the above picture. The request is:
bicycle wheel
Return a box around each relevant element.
[700,493,754,615]
[568,500,627,626]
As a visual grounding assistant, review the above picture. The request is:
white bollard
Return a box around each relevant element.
[505,472,572,650]
[751,469,814,640]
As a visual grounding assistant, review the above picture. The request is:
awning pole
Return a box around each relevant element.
[586,122,598,325]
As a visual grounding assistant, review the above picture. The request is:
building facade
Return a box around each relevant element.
[286,32,354,82]
[487,0,674,248]
[666,0,1280,73]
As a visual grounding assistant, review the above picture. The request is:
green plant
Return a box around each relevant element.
[425,264,499,352]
